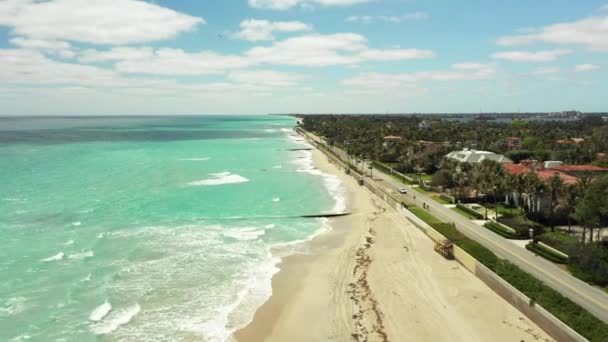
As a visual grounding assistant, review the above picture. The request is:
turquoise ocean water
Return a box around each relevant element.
[0,116,344,341]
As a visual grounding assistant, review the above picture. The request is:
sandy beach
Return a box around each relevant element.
[234,147,553,342]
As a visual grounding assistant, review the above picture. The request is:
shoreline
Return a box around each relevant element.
[233,148,366,341]
[234,139,553,341]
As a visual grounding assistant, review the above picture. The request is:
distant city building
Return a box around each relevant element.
[556,138,585,144]
[418,120,432,130]
[445,148,512,164]
[602,116,608,122]
[505,136,522,150]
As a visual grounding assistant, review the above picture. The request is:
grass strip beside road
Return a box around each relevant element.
[432,196,451,205]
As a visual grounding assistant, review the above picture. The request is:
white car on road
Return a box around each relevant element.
[398,187,407,194]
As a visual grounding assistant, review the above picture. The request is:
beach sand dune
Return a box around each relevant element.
[235,149,553,342]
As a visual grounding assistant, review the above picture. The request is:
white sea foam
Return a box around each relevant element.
[272,218,333,256]
[72,221,81,227]
[180,157,210,161]
[0,297,27,317]
[8,333,32,342]
[272,165,282,169]
[272,197,280,202]
[61,239,74,246]
[68,251,94,260]
[263,129,278,133]
[222,227,266,241]
[2,198,26,202]
[89,300,112,322]
[286,126,345,213]
[196,249,281,342]
[264,224,275,229]
[188,172,249,187]
[90,303,140,335]
[293,150,346,213]
[41,252,64,262]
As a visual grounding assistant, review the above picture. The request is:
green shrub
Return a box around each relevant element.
[526,242,569,264]
[456,203,485,219]
[484,221,524,240]
[568,243,608,287]
[498,215,545,237]
[440,194,455,204]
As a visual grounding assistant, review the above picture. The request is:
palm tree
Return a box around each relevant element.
[488,161,506,219]
[558,184,579,234]
[547,173,564,231]
[454,164,469,201]
[522,173,544,217]
[471,163,485,199]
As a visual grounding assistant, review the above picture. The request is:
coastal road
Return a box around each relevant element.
[300,129,608,324]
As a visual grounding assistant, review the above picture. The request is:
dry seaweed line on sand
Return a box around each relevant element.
[347,199,389,342]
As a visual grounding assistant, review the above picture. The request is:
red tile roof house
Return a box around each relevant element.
[419,140,442,153]
[550,164,608,178]
[503,160,579,214]
[382,135,402,148]
[505,136,522,150]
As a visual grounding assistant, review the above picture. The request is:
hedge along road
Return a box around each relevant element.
[301,129,608,324]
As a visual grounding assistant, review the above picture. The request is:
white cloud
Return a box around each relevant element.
[0,0,204,45]
[9,36,75,58]
[79,47,155,63]
[532,66,560,75]
[491,49,572,62]
[246,33,434,66]
[232,19,312,41]
[9,37,70,51]
[346,12,428,24]
[80,47,251,75]
[574,63,600,72]
[246,33,365,66]
[78,33,434,74]
[343,63,496,89]
[497,15,608,51]
[227,70,306,86]
[0,48,303,102]
[248,0,370,10]
[114,49,251,75]
[0,49,123,86]
[358,49,435,61]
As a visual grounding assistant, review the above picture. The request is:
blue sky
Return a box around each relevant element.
[0,0,607,115]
